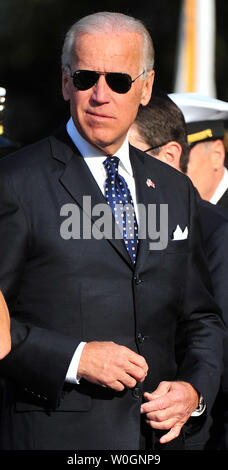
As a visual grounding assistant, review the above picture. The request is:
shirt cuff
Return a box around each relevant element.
[191,394,206,417]
[65,341,87,384]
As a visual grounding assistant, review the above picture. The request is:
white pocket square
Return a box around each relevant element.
[172,225,188,240]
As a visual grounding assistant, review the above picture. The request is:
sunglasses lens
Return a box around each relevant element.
[72,71,132,93]
[106,73,132,93]
[73,71,98,90]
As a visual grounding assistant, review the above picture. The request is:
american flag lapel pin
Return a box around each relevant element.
[146,178,155,189]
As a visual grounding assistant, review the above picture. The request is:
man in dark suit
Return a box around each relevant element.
[168,93,228,449]
[129,92,228,449]
[0,12,224,450]
[169,93,228,208]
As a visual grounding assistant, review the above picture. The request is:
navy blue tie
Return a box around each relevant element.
[103,156,138,263]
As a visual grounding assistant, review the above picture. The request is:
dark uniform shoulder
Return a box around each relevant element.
[130,143,192,185]
[0,137,51,176]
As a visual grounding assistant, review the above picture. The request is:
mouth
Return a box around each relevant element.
[86,111,114,120]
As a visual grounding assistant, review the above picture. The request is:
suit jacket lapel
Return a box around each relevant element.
[49,127,133,268]
[130,145,165,270]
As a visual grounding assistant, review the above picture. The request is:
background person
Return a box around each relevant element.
[0,291,11,359]
[169,93,228,208]
[0,291,11,433]
[129,93,228,449]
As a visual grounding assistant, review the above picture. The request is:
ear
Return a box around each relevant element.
[162,141,182,171]
[62,68,71,101]
[210,139,225,170]
[140,70,155,106]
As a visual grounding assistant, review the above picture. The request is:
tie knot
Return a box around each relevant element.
[103,156,120,175]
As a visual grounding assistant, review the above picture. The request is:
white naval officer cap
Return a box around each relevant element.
[0,87,6,111]
[168,92,228,147]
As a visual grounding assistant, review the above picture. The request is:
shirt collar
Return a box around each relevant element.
[210,167,228,204]
[66,117,133,176]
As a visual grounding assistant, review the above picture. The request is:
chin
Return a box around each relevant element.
[89,131,116,149]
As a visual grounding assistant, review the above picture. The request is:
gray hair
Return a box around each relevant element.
[61,11,154,75]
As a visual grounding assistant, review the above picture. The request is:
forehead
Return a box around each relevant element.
[72,31,143,72]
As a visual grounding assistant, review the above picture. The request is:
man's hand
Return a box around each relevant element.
[78,341,148,391]
[140,381,199,444]
[0,291,11,359]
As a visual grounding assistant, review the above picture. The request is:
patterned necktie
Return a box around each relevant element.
[103,156,138,263]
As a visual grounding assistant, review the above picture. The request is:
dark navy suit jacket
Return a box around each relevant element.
[0,128,224,450]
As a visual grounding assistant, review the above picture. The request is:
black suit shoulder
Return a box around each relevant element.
[0,126,78,197]
[129,144,193,187]
[0,138,52,175]
[0,138,56,209]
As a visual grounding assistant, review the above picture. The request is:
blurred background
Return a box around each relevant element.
[0,0,227,148]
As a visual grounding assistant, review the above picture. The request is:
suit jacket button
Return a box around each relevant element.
[132,386,141,399]
[134,274,142,285]
[137,332,145,343]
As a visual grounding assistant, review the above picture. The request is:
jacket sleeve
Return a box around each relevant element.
[0,162,78,408]
[175,182,225,414]
[202,204,228,393]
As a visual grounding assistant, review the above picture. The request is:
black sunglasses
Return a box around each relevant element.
[70,69,145,94]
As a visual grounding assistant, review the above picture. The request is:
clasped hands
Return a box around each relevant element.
[78,341,199,444]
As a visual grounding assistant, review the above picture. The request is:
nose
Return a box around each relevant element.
[91,74,110,103]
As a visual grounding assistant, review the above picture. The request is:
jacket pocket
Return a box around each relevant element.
[165,238,190,253]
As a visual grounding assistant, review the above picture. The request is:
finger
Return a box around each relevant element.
[143,406,176,422]
[126,348,148,372]
[118,372,137,389]
[144,381,170,400]
[159,424,182,444]
[103,380,125,392]
[0,291,10,327]
[125,362,148,383]
[103,371,137,391]
[141,394,171,413]
[145,416,177,430]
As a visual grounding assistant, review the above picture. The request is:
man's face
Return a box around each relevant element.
[62,32,154,155]
[187,142,215,200]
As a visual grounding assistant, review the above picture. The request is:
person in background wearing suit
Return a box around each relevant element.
[129,93,228,449]
[169,93,228,208]
[0,12,224,450]
[0,87,20,158]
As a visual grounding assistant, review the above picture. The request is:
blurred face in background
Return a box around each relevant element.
[187,140,225,200]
